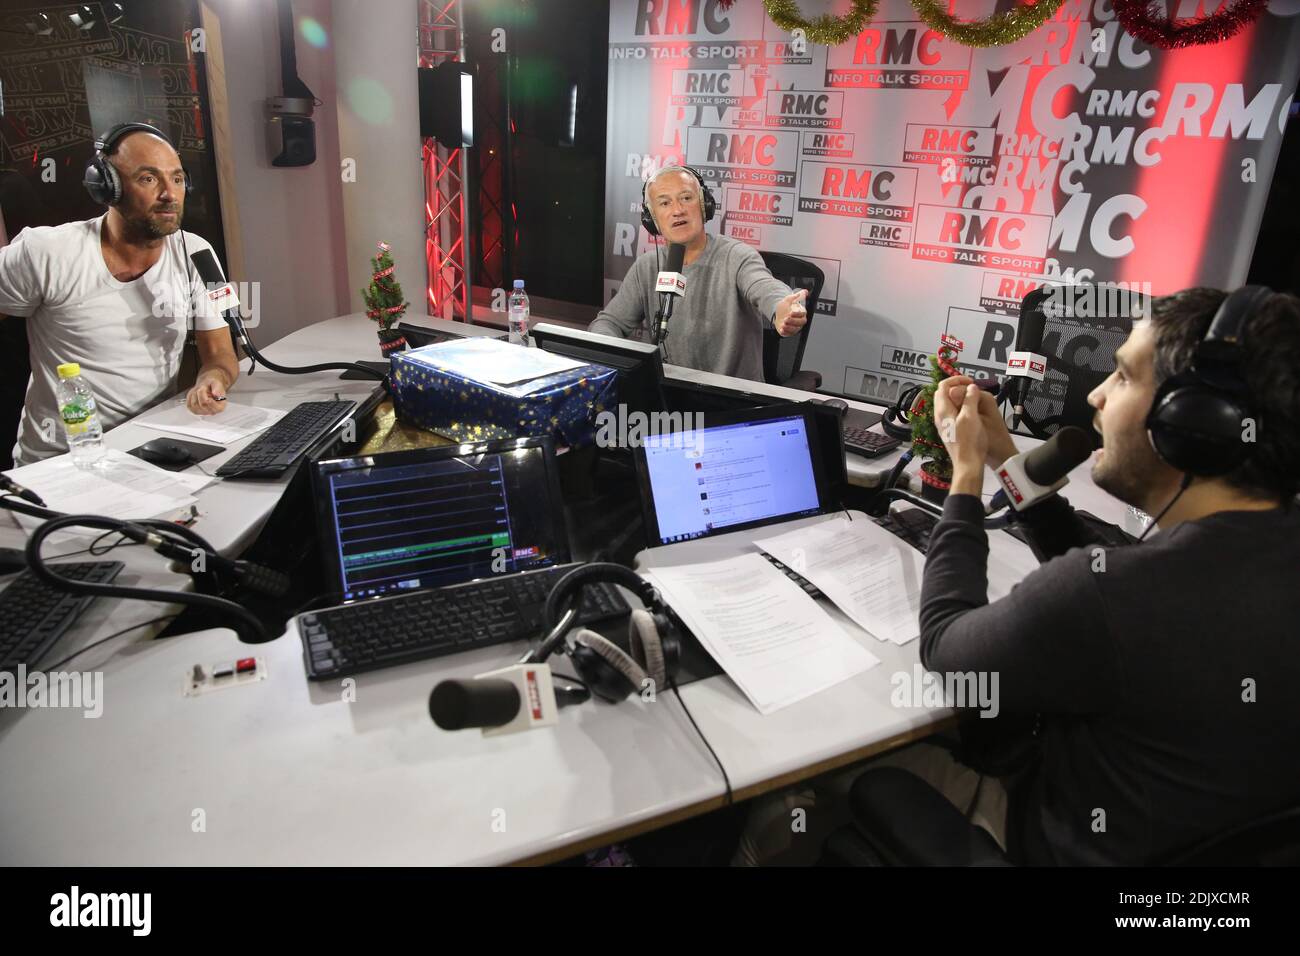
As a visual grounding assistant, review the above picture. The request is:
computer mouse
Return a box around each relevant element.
[138,438,193,466]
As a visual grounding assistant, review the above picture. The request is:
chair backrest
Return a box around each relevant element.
[758,251,823,386]
[1019,284,1138,437]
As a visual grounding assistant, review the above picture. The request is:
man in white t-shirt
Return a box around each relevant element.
[0,123,239,465]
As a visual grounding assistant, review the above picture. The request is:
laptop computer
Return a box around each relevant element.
[632,403,835,548]
[311,436,571,603]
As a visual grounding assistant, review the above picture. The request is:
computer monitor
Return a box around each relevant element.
[530,322,667,416]
[311,436,570,603]
[632,403,832,546]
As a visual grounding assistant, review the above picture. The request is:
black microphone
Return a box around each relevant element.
[654,242,686,346]
[0,474,46,508]
[116,522,291,598]
[189,247,256,359]
[429,678,521,731]
[1007,287,1051,427]
[991,425,1095,512]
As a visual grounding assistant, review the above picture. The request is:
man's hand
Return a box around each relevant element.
[935,374,1018,470]
[935,380,991,478]
[185,369,229,416]
[774,289,808,337]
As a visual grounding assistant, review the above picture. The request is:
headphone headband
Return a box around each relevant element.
[94,122,175,157]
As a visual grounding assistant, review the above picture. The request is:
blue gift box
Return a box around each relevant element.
[389,338,619,447]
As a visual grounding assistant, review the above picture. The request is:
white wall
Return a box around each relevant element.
[332,0,427,320]
[203,0,351,347]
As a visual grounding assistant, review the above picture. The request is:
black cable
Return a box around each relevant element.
[880,382,924,440]
[669,674,732,806]
[227,311,387,382]
[25,515,270,641]
[44,615,180,672]
[1137,474,1194,543]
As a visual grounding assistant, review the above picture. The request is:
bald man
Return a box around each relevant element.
[0,125,239,465]
[591,165,807,380]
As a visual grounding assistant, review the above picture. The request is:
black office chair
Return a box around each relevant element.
[819,767,1300,866]
[758,251,823,392]
[1019,284,1135,438]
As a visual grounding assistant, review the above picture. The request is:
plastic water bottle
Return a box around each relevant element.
[508,279,531,346]
[56,362,105,469]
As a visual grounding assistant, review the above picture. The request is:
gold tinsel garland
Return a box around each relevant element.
[763,0,1068,48]
[908,0,1067,47]
[763,0,879,46]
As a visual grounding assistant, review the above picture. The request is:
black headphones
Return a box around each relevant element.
[542,563,682,703]
[84,122,192,206]
[1146,285,1272,477]
[640,165,717,236]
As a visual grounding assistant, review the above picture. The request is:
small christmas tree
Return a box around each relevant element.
[362,241,409,355]
[910,333,965,497]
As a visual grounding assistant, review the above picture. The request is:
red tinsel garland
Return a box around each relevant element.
[1113,0,1269,49]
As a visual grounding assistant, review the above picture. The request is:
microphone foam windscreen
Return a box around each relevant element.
[1024,425,1095,486]
[664,242,686,273]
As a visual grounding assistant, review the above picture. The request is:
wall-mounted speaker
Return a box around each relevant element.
[419,60,474,148]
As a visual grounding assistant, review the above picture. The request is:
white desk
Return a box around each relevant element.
[0,312,1127,865]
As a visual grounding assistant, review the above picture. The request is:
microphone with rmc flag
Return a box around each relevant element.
[430,663,595,736]
[653,242,686,347]
[990,425,1095,514]
[188,248,387,382]
[1006,286,1051,428]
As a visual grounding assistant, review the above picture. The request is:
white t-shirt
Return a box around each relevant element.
[0,215,227,465]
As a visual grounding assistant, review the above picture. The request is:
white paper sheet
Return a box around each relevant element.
[133,401,288,445]
[644,553,879,715]
[4,449,201,523]
[415,337,587,386]
[754,515,926,645]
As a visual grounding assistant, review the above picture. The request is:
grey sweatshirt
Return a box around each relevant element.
[590,235,791,381]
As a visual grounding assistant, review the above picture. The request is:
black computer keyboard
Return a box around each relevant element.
[761,553,824,599]
[871,508,939,554]
[298,564,632,679]
[843,425,902,458]
[0,561,124,673]
[216,400,355,479]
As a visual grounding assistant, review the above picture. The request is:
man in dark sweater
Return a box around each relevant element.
[922,287,1300,865]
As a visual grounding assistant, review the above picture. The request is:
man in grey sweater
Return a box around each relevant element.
[590,166,809,380]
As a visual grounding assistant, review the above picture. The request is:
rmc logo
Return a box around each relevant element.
[724,187,795,226]
[903,124,995,166]
[799,161,917,222]
[913,205,1052,273]
[686,127,798,187]
[825,23,971,90]
[634,0,731,36]
[764,90,844,129]
[802,131,854,159]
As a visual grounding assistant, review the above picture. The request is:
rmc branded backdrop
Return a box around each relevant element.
[602,0,1300,411]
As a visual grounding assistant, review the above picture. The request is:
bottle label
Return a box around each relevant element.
[61,399,97,435]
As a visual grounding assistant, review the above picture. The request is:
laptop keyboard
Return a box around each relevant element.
[870,508,939,554]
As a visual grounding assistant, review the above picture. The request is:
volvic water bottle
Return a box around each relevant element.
[56,362,105,469]
[508,279,531,346]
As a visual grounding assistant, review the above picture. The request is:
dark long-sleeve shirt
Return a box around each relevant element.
[920,492,1300,865]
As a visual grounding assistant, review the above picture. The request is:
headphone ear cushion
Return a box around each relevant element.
[627,608,665,687]
[572,629,646,700]
[640,202,659,236]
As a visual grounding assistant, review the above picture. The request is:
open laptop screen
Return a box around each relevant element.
[313,437,567,602]
[634,404,830,546]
